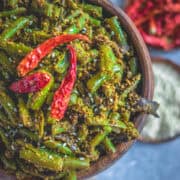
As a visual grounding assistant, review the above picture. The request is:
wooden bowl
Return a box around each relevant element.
[138,57,180,144]
[0,0,154,179]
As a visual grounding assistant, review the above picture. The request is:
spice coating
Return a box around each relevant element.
[0,0,154,179]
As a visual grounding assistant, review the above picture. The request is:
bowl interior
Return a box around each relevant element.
[0,0,154,179]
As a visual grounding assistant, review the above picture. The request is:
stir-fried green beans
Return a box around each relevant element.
[0,0,148,179]
[0,17,31,40]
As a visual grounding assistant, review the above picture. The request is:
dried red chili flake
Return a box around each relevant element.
[126,0,180,50]
[50,45,77,121]
[9,72,51,93]
[17,34,90,77]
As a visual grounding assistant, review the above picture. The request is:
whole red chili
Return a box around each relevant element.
[126,0,180,50]
[50,45,77,120]
[17,34,90,77]
[9,72,51,93]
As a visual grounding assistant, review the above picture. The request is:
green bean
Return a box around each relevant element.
[51,121,71,136]
[0,67,11,81]
[129,57,138,76]
[106,16,128,51]
[120,74,141,99]
[0,7,26,17]
[89,16,101,26]
[74,42,98,65]
[55,52,69,74]
[0,111,11,126]
[31,1,62,19]
[0,91,17,123]
[27,71,54,110]
[35,111,45,138]
[18,128,39,142]
[18,98,33,128]
[65,171,77,180]
[0,155,16,171]
[52,121,72,136]
[109,112,121,121]
[0,17,31,40]
[0,41,32,56]
[6,0,18,8]
[87,72,109,94]
[0,128,10,149]
[0,51,15,75]
[69,93,78,105]
[64,158,90,170]
[31,30,51,44]
[65,14,88,34]
[47,172,67,180]
[66,10,81,21]
[81,4,102,18]
[67,0,78,9]
[44,140,73,156]
[19,145,63,171]
[86,115,109,126]
[99,44,123,75]
[78,124,88,142]
[103,137,116,153]
[89,131,108,151]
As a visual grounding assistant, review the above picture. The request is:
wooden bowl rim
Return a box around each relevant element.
[0,0,154,179]
[139,57,180,144]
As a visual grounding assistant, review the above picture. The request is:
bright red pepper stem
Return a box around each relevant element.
[17,34,90,77]
[9,72,51,93]
[50,45,77,121]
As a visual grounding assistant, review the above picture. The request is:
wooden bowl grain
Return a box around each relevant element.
[0,0,154,179]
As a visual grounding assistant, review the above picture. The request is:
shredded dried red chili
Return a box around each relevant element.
[50,45,77,120]
[126,0,180,50]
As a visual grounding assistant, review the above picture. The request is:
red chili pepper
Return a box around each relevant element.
[17,34,90,77]
[9,72,51,93]
[50,45,77,120]
[139,29,173,50]
[126,0,179,50]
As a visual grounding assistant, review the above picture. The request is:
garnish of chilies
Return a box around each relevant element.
[9,72,51,93]
[50,45,77,121]
[17,34,91,77]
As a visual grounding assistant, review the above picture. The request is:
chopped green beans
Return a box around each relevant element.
[0,41,32,56]
[87,72,109,93]
[18,98,33,128]
[106,16,129,52]
[27,71,54,110]
[0,91,17,124]
[0,8,26,18]
[44,140,73,156]
[103,137,116,153]
[0,51,15,75]
[0,128,10,149]
[0,17,31,40]
[63,158,90,170]
[19,145,63,171]
[81,4,102,18]
[0,0,145,178]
